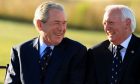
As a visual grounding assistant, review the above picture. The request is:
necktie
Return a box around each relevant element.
[40,47,52,83]
[42,47,52,60]
[110,45,123,84]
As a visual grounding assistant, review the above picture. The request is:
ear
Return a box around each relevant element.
[36,20,43,31]
[126,18,131,26]
[125,18,132,32]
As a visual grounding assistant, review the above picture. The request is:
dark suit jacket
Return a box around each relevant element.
[5,37,87,84]
[86,34,140,84]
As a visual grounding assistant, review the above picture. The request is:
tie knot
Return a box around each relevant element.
[117,45,123,51]
[44,47,52,55]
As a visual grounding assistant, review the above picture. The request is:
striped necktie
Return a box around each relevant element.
[40,47,52,83]
[110,45,123,84]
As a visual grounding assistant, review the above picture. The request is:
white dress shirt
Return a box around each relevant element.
[39,39,54,58]
[113,34,132,61]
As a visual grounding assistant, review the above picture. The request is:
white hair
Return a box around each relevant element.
[104,5,136,32]
[33,1,65,28]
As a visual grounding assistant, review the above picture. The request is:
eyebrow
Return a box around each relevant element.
[53,20,67,23]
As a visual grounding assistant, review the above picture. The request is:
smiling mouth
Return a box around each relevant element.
[55,33,64,37]
[107,31,114,36]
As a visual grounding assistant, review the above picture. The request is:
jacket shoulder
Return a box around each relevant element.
[13,37,37,49]
[89,40,110,50]
[61,37,86,48]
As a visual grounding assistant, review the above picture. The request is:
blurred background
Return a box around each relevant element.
[1,0,140,31]
[0,0,140,83]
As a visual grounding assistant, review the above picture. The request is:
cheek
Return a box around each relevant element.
[63,28,66,33]
[116,26,123,33]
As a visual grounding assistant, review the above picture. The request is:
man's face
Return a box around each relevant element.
[103,9,131,45]
[40,9,67,45]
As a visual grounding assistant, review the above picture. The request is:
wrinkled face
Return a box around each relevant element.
[103,9,131,45]
[40,9,67,45]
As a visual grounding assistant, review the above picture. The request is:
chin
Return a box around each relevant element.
[52,36,63,44]
[108,37,114,42]
[54,40,63,45]
[109,39,119,45]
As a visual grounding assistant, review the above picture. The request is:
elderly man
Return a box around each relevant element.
[86,5,140,84]
[5,1,87,84]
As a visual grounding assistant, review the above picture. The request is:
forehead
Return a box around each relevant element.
[48,9,66,21]
[103,9,122,21]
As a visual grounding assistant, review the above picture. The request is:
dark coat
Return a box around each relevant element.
[86,34,140,84]
[5,37,87,84]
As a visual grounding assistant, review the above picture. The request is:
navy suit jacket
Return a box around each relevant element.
[5,37,87,84]
[86,34,140,84]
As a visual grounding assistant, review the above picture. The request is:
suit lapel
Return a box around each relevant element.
[25,38,40,66]
[107,42,114,75]
[119,34,138,81]
[31,38,41,81]
[44,40,66,83]
[23,38,41,83]
[106,42,115,83]
[108,42,113,53]
[96,41,113,83]
[32,37,40,60]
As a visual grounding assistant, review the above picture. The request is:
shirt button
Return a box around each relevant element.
[43,57,46,60]
[46,63,48,66]
[42,67,44,70]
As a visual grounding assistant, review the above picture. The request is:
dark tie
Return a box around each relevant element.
[110,45,123,84]
[40,47,52,83]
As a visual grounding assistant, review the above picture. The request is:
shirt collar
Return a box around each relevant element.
[112,34,132,51]
[39,38,54,55]
[120,34,132,49]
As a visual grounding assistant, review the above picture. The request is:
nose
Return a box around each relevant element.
[103,22,111,30]
[58,23,66,31]
[62,21,67,28]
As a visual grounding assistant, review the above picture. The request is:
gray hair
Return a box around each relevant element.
[104,5,136,32]
[33,1,65,27]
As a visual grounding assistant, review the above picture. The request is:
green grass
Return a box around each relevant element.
[0,20,106,83]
